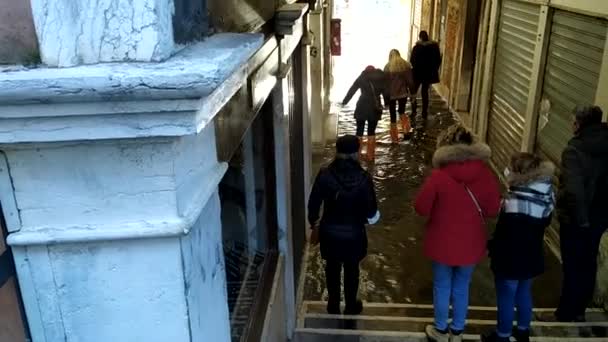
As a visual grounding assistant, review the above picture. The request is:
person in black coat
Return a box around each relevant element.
[308,135,380,315]
[342,66,389,162]
[555,105,608,322]
[483,153,555,342]
[410,31,442,126]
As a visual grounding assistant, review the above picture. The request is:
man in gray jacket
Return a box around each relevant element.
[556,105,608,322]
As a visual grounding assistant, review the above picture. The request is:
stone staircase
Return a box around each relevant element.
[295,301,608,342]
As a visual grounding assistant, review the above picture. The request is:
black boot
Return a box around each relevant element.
[343,262,362,315]
[512,328,530,342]
[325,261,342,314]
[344,300,363,315]
[326,300,341,315]
[481,331,510,342]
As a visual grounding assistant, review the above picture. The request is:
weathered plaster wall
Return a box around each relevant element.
[180,192,231,342]
[5,141,177,230]
[13,238,189,342]
[439,0,463,97]
[0,0,38,64]
[421,0,433,32]
[3,123,232,341]
[30,0,176,67]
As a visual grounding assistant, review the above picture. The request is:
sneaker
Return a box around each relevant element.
[512,328,530,342]
[425,325,449,342]
[449,333,463,342]
[343,300,363,315]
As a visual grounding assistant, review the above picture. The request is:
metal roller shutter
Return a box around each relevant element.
[536,10,608,164]
[487,0,540,172]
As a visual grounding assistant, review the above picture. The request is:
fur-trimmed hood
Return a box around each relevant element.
[432,143,491,168]
[507,161,555,187]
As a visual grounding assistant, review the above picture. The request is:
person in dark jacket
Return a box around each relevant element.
[308,135,380,315]
[384,49,415,143]
[555,105,608,322]
[342,66,390,162]
[482,153,555,342]
[410,30,442,127]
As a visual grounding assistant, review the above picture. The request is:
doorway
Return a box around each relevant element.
[331,0,413,102]
[453,0,483,112]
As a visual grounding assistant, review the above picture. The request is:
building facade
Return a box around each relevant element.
[415,0,608,309]
[0,0,333,341]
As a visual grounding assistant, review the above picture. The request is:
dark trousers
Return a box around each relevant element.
[411,81,431,120]
[389,98,407,123]
[355,119,378,136]
[325,260,360,307]
[557,225,605,320]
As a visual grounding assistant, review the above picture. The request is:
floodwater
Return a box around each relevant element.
[303,94,563,307]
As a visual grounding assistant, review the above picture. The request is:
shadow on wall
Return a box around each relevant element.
[0,0,39,65]
[596,235,608,311]
[208,0,280,33]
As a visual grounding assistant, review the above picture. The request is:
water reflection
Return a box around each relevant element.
[304,96,563,307]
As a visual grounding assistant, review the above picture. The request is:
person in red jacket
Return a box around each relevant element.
[415,124,501,342]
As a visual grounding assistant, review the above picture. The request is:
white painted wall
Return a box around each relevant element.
[309,10,326,147]
[13,238,189,342]
[3,123,232,342]
[30,0,176,67]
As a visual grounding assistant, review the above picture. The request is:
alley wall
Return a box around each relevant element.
[0,0,38,64]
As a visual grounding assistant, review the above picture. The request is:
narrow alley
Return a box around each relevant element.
[304,92,563,307]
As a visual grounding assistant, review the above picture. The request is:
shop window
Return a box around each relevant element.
[219,106,278,342]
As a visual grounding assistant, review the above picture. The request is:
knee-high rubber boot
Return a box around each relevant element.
[367,136,376,162]
[400,114,411,135]
[390,123,399,144]
[358,136,365,158]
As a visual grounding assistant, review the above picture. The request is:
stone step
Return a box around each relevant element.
[303,301,608,323]
[295,328,608,342]
[302,315,608,338]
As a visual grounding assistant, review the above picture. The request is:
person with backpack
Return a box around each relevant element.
[482,153,555,342]
[308,135,380,315]
[384,49,415,142]
[555,105,608,322]
[415,124,501,342]
[342,66,390,162]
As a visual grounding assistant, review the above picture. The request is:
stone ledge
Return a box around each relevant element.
[0,33,263,105]
[0,33,265,144]
[7,162,227,246]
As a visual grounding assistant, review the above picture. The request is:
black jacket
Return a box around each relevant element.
[308,158,379,262]
[490,212,552,280]
[489,162,555,280]
[342,68,390,122]
[410,40,442,84]
[557,123,608,229]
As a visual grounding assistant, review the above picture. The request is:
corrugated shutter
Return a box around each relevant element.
[536,10,608,164]
[487,0,540,172]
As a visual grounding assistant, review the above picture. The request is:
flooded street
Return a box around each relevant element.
[303,94,563,307]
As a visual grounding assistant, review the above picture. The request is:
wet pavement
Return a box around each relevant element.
[303,94,563,308]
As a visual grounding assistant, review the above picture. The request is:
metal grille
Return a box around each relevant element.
[535,10,607,164]
[487,0,540,173]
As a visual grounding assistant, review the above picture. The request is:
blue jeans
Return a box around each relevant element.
[495,278,533,337]
[432,262,475,332]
